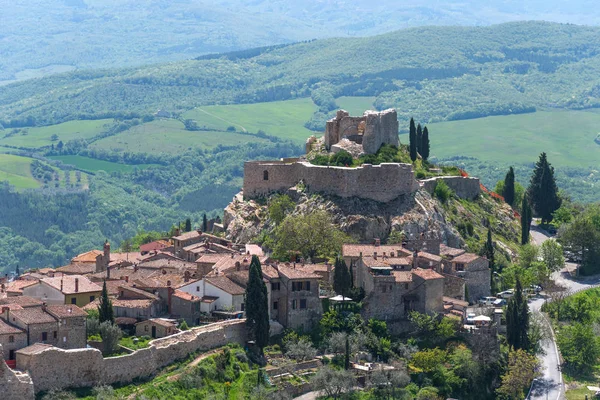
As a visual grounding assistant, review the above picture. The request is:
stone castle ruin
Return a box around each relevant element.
[324,108,399,154]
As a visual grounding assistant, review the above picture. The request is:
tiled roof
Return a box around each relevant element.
[137,259,196,271]
[0,304,24,311]
[412,268,444,280]
[196,254,227,264]
[71,250,102,263]
[212,254,252,274]
[40,275,102,295]
[137,318,176,328]
[0,319,25,335]
[439,244,466,258]
[56,263,96,275]
[45,305,87,319]
[183,242,206,252]
[112,299,155,309]
[392,271,413,283]
[173,231,202,241]
[261,265,280,280]
[205,276,245,295]
[38,268,56,275]
[173,290,201,302]
[443,296,469,308]
[16,343,53,355]
[276,264,321,280]
[120,286,159,300]
[342,244,412,258]
[140,240,170,253]
[110,252,142,263]
[0,296,43,308]
[417,251,442,263]
[3,280,37,294]
[452,253,482,264]
[245,244,264,256]
[11,307,56,324]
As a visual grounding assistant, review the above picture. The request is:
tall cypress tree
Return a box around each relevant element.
[421,126,430,161]
[202,214,208,232]
[484,228,496,292]
[506,278,530,350]
[185,218,192,232]
[503,167,516,207]
[409,118,417,162]
[527,153,561,224]
[333,257,351,297]
[245,255,270,351]
[98,281,114,324]
[416,123,423,155]
[521,196,532,245]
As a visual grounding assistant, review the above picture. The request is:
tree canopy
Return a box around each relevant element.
[527,152,561,224]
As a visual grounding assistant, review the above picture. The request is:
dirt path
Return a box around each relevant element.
[195,108,248,132]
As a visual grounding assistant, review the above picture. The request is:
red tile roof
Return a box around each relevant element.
[173,290,201,302]
[56,263,96,275]
[71,250,102,263]
[140,240,170,253]
[0,319,25,335]
[205,276,245,295]
[0,296,43,308]
[451,253,482,264]
[3,280,37,295]
[11,307,56,324]
[276,264,321,280]
[412,268,444,280]
[392,271,413,283]
[40,275,102,295]
[342,244,411,258]
[417,251,442,263]
[173,231,202,241]
[137,318,177,328]
[45,305,87,319]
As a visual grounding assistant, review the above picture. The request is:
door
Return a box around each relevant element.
[151,326,156,338]
[8,350,15,360]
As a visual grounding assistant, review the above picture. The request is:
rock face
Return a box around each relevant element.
[225,187,465,249]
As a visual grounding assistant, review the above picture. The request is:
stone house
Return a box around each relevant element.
[85,285,162,320]
[23,275,102,307]
[177,275,246,315]
[139,240,170,255]
[440,246,491,303]
[135,319,178,339]
[170,290,202,326]
[43,305,86,350]
[0,317,27,361]
[172,230,203,258]
[1,305,59,347]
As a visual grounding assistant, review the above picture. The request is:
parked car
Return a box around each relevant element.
[493,298,506,307]
[478,296,497,306]
[497,289,514,299]
[466,313,476,325]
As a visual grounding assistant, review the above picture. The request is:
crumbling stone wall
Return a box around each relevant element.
[16,320,246,393]
[0,345,34,400]
[244,161,418,203]
[421,176,480,200]
[324,109,399,154]
[442,273,466,300]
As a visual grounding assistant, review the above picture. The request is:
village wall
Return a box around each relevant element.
[421,176,480,200]
[244,161,417,203]
[0,345,35,400]
[15,319,246,393]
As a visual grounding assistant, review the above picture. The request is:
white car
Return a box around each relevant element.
[478,296,497,306]
[497,289,514,299]
[466,313,476,325]
[493,298,506,307]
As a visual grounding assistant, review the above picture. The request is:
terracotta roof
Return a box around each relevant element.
[45,305,87,319]
[201,296,218,303]
[16,343,53,355]
[137,259,196,271]
[0,319,25,335]
[417,251,442,263]
[173,290,201,302]
[11,307,56,324]
[119,286,159,300]
[19,273,45,280]
[0,304,24,311]
[38,268,56,275]
[342,244,411,258]
[205,276,245,295]
[137,318,177,328]
[56,263,96,275]
[103,279,130,296]
[452,253,482,264]
[245,244,264,256]
[115,317,138,325]
[297,264,330,275]
[140,240,169,253]
[212,254,252,274]
[439,244,466,258]
[173,231,202,241]
[112,299,155,309]
[40,275,102,295]
[261,265,280,280]
[412,268,444,280]
[139,252,182,263]
[110,252,142,263]
[392,271,413,283]
[276,264,321,280]
[183,242,206,252]
[196,254,227,264]
[71,250,103,263]
[4,280,37,294]
[0,296,43,308]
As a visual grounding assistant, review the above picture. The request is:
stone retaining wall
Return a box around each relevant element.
[421,176,480,200]
[16,319,246,393]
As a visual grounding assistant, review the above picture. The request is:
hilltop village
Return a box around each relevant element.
[0,109,504,397]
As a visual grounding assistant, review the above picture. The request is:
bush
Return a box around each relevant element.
[99,321,123,356]
[329,150,353,167]
[434,180,454,203]
[285,339,317,361]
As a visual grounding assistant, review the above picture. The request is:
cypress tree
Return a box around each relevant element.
[503,167,516,207]
[409,118,417,162]
[416,123,423,155]
[185,218,192,232]
[333,257,352,297]
[484,228,495,291]
[506,278,530,350]
[245,255,270,351]
[202,214,208,232]
[421,126,430,161]
[344,334,351,370]
[98,281,114,324]
[521,196,532,245]
[15,265,19,277]
[527,153,561,224]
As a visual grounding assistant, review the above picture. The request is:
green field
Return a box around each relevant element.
[48,155,153,173]
[0,154,40,189]
[181,98,318,142]
[336,96,377,115]
[427,110,600,168]
[0,119,113,148]
[90,118,271,155]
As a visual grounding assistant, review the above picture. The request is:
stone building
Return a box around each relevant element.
[274,264,323,331]
[170,290,202,326]
[171,230,202,258]
[23,275,102,307]
[2,305,60,347]
[0,317,27,361]
[44,305,86,350]
[441,249,491,303]
[135,319,178,339]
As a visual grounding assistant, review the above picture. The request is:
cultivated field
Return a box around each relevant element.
[0,119,113,148]
[0,154,40,189]
[48,155,154,173]
[336,96,377,116]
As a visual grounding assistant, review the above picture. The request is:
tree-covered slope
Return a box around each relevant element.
[3,22,600,129]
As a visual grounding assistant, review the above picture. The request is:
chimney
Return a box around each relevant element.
[74,278,79,293]
[42,302,47,312]
[134,265,139,272]
[383,252,386,258]
[184,271,190,282]
[374,238,381,246]
[104,240,111,267]
[124,276,129,283]
[167,280,171,287]
[2,306,9,321]
[60,278,64,292]
[235,262,241,272]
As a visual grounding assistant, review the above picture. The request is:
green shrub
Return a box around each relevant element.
[434,180,454,203]
[330,150,353,166]
[311,154,330,166]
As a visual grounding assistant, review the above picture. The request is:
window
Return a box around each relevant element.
[42,332,48,341]
[292,300,297,310]
[263,170,269,180]
[456,263,465,272]
[145,326,149,332]
[273,301,278,310]
[300,299,307,309]
[305,281,310,291]
[89,295,95,302]
[196,286,200,292]
[271,282,280,291]
[8,335,14,343]
[241,303,245,311]
[404,283,409,290]
[71,298,77,305]
[53,331,57,339]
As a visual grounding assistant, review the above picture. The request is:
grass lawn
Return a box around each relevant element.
[0,154,40,189]
[428,110,600,169]
[336,96,377,115]
[0,119,113,148]
[181,98,318,142]
[48,155,154,173]
[566,385,597,400]
[119,336,152,351]
[90,118,271,155]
